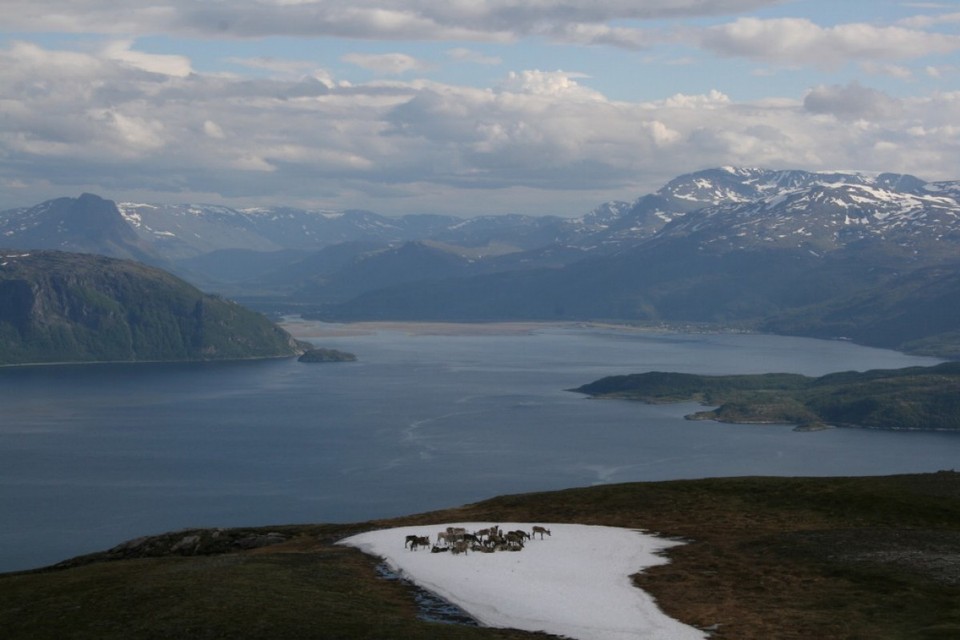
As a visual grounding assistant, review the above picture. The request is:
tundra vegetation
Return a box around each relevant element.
[3,473,960,639]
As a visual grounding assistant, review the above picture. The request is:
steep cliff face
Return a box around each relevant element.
[0,251,305,365]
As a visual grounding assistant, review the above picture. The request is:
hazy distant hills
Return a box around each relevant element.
[2,167,959,356]
[0,251,305,365]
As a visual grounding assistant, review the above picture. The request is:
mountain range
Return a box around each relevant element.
[2,167,958,357]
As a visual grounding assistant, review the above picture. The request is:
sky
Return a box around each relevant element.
[1,1,958,217]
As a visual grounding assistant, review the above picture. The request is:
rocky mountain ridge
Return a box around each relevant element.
[577,167,960,253]
[4,167,958,266]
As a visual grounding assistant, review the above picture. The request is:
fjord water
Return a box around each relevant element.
[0,324,954,573]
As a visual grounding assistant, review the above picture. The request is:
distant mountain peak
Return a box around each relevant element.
[0,193,158,264]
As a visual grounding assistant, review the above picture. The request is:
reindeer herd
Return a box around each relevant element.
[404,525,552,555]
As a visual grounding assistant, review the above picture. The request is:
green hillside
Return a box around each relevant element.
[573,362,960,431]
[0,251,306,365]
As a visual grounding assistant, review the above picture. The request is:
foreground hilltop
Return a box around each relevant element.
[0,251,306,365]
[3,473,960,639]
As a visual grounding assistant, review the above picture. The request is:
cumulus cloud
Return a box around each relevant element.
[803,82,903,121]
[499,70,602,99]
[1,38,958,215]
[699,17,960,68]
[101,39,192,77]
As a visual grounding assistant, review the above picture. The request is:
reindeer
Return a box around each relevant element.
[407,535,431,551]
[437,526,466,546]
[531,526,551,539]
[476,526,500,540]
[437,530,463,546]
[404,534,424,549]
[504,531,525,549]
[484,532,505,549]
[462,532,481,545]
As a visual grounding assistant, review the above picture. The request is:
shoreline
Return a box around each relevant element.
[279,319,573,337]
[0,352,301,369]
[278,318,734,338]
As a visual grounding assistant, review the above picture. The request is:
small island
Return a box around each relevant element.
[297,347,357,363]
[572,362,960,431]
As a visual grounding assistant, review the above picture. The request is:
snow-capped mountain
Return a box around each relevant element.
[7,167,957,264]
[649,169,960,256]
[573,167,960,255]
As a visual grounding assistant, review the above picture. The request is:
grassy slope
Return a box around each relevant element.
[3,473,960,639]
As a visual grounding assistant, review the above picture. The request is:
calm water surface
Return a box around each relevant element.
[0,324,954,572]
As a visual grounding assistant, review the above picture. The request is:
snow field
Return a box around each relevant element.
[340,522,706,640]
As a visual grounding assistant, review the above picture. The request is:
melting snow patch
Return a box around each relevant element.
[340,522,706,640]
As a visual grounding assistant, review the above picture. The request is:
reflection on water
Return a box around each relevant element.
[0,325,952,572]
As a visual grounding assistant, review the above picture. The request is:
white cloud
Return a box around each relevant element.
[859,62,914,80]
[203,120,226,139]
[898,10,960,29]
[342,52,430,75]
[803,82,903,121]
[537,22,659,49]
[699,17,960,68]
[89,109,167,154]
[499,69,602,99]
[1,38,958,215]
[0,1,782,40]
[660,89,732,109]
[101,39,192,77]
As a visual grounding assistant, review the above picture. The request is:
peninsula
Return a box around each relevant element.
[0,251,307,365]
[573,362,960,431]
